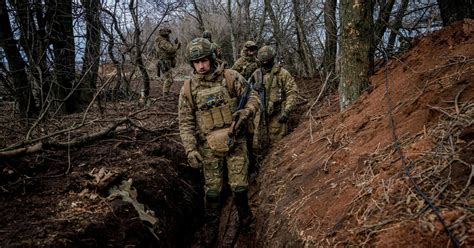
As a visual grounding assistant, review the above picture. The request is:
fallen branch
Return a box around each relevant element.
[0,118,128,158]
[0,108,148,154]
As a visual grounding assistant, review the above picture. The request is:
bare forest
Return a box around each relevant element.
[0,0,473,247]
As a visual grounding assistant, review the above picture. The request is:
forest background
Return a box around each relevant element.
[1,0,471,121]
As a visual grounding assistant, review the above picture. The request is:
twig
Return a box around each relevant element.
[81,75,116,125]
[323,146,345,173]
[450,159,474,204]
[454,84,468,115]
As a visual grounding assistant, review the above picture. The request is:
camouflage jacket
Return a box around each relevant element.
[211,42,223,60]
[178,62,259,154]
[231,56,260,80]
[155,36,179,60]
[252,64,298,116]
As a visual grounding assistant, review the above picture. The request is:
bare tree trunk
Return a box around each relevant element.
[49,0,78,113]
[322,0,338,87]
[437,0,474,26]
[264,0,291,64]
[387,0,409,54]
[0,0,38,117]
[339,0,374,110]
[129,0,151,98]
[242,0,252,40]
[80,0,101,104]
[99,19,126,98]
[228,0,238,62]
[10,0,51,110]
[191,0,205,32]
[101,6,130,97]
[292,0,315,77]
[369,0,395,74]
[256,6,267,44]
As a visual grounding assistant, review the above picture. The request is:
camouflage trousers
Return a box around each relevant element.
[267,114,288,145]
[161,69,173,95]
[251,112,288,153]
[157,59,174,95]
[198,137,249,196]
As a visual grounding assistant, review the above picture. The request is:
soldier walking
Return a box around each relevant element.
[232,41,260,80]
[251,45,299,152]
[202,30,222,60]
[178,38,259,245]
[155,27,181,97]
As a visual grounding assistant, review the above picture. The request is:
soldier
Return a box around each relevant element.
[178,38,258,245]
[251,45,299,150]
[155,27,181,96]
[202,30,222,60]
[232,41,260,80]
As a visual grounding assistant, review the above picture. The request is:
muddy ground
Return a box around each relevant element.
[0,62,311,247]
[0,81,204,247]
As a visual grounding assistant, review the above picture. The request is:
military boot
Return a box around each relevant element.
[200,194,220,246]
[234,188,254,233]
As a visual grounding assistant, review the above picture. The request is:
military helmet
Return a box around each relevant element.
[186,37,213,62]
[244,41,258,50]
[202,30,212,40]
[159,28,171,36]
[257,46,275,62]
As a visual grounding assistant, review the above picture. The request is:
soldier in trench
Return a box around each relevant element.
[232,40,260,80]
[178,37,259,245]
[251,45,299,156]
[202,30,223,60]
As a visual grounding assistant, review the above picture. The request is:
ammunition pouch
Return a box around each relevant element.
[196,101,236,135]
[206,127,231,153]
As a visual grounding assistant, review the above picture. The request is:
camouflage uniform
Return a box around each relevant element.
[232,41,260,80]
[155,28,180,95]
[178,63,258,194]
[203,30,223,60]
[252,46,298,148]
[179,38,258,244]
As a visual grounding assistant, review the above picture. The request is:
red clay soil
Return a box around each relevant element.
[253,19,474,247]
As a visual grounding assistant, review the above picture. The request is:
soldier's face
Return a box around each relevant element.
[245,47,257,57]
[193,57,211,74]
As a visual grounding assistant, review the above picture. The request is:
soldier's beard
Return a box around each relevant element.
[262,60,274,70]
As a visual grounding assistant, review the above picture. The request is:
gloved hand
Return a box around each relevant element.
[187,150,203,169]
[278,111,289,123]
[232,108,252,131]
[174,38,181,49]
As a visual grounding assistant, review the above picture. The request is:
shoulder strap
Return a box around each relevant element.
[223,69,236,97]
[183,79,194,108]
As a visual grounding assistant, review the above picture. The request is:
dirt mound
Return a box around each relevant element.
[254,19,474,247]
[0,81,204,247]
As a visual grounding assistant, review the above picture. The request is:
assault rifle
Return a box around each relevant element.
[254,69,270,151]
[227,78,252,147]
[256,69,267,129]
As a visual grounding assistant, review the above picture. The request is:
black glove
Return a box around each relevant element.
[278,111,289,123]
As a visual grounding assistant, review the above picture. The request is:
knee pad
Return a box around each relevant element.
[233,186,248,194]
[206,190,220,203]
